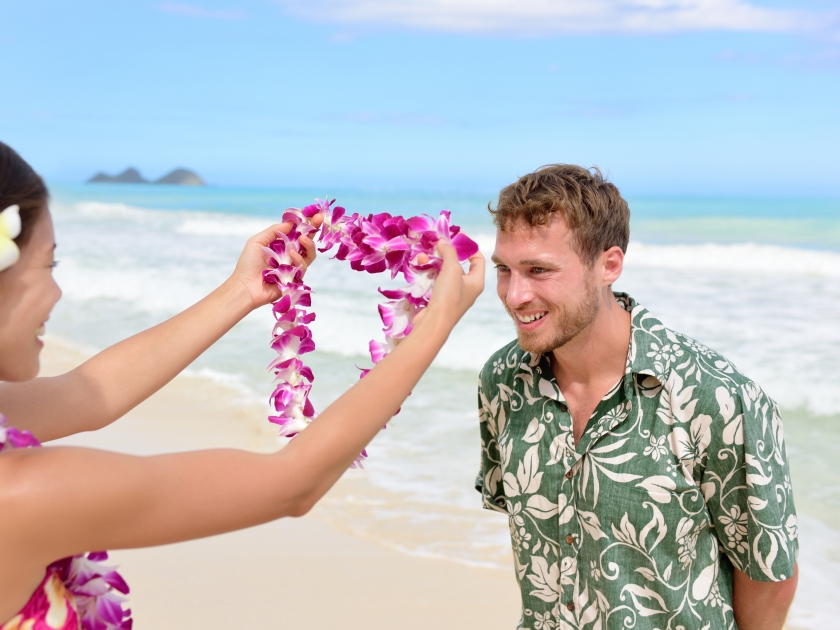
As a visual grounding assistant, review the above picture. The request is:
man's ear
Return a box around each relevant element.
[600,246,625,286]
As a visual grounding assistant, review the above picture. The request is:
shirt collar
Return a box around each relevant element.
[528,292,664,403]
[616,292,663,385]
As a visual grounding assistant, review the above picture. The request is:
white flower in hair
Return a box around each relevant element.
[0,205,21,272]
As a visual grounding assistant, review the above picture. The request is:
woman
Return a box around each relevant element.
[0,142,484,628]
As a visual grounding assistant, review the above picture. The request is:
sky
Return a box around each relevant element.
[1,0,838,195]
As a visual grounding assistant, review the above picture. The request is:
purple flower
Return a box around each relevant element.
[378,298,416,339]
[49,549,132,630]
[350,449,368,469]
[318,201,355,253]
[270,326,316,365]
[269,381,316,438]
[263,263,303,287]
[406,210,479,261]
[357,213,413,277]
[270,358,312,385]
[369,338,396,365]
[0,415,41,451]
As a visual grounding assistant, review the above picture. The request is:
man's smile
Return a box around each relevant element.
[514,311,548,328]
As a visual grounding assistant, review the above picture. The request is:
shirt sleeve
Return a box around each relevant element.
[700,381,798,582]
[477,369,508,514]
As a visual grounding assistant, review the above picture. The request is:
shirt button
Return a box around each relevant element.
[565,535,574,545]
[566,602,575,612]
[559,403,568,412]
[565,470,574,479]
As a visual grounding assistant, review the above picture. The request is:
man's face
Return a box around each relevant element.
[492,216,600,355]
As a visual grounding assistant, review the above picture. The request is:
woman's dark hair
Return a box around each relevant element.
[0,141,48,247]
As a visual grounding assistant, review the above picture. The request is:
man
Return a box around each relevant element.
[477,165,798,630]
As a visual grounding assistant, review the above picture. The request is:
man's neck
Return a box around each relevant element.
[550,290,632,392]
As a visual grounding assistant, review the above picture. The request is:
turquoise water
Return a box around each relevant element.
[51,183,840,249]
[44,183,840,627]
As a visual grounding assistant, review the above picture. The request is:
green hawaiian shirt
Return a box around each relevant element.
[477,293,798,630]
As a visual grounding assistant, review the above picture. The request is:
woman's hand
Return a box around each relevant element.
[0,215,326,442]
[419,242,485,331]
[229,215,324,311]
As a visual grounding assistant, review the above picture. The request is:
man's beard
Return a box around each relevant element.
[509,282,601,355]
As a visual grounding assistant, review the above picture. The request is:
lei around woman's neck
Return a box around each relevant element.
[0,415,133,630]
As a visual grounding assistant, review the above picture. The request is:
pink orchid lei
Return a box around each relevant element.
[262,199,478,467]
[0,415,133,630]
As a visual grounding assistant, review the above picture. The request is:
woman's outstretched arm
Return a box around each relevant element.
[0,244,484,619]
[0,220,319,442]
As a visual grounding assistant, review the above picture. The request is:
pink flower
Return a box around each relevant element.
[402,267,437,304]
[270,358,313,386]
[263,263,302,287]
[55,553,132,630]
[270,381,315,420]
[318,201,353,253]
[406,210,479,261]
[369,337,396,365]
[350,449,368,469]
[0,424,40,451]
[378,298,416,339]
[359,213,412,277]
[270,326,315,364]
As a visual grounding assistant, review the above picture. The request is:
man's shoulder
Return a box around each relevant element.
[628,299,773,415]
[629,300,754,390]
[645,323,774,415]
[670,328,755,388]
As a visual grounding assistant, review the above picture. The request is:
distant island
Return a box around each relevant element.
[87,167,206,186]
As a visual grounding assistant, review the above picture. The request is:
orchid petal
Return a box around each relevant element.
[450,232,480,260]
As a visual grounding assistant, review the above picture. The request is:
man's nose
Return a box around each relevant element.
[505,273,534,310]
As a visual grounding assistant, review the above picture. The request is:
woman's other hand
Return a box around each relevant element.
[230,214,324,310]
[419,242,485,332]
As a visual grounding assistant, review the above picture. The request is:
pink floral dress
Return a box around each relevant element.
[0,416,132,630]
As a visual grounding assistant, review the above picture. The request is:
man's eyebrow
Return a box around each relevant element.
[490,255,556,267]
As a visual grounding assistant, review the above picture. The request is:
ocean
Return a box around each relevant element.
[46,183,840,628]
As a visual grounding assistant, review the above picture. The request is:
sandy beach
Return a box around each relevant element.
[41,338,523,629]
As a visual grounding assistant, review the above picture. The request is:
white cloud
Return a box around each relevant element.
[273,0,825,36]
[159,3,246,20]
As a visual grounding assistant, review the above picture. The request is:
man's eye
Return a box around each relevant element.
[531,267,546,274]
[495,265,510,273]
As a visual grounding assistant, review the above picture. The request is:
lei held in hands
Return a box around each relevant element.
[262,199,478,467]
